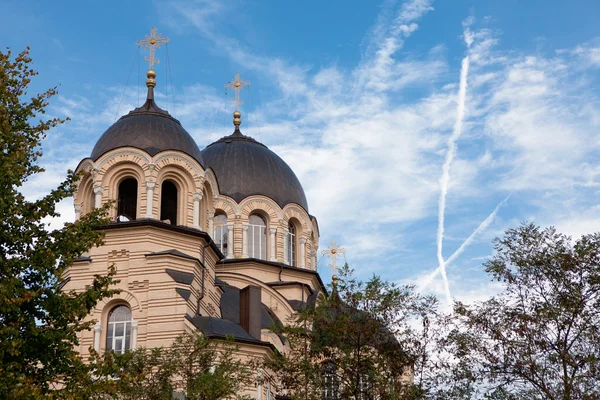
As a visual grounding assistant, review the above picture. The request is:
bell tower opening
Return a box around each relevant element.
[117,178,138,221]
[160,180,178,224]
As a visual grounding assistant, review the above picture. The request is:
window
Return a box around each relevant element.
[248,214,267,260]
[160,180,178,224]
[322,363,339,400]
[106,305,132,354]
[287,222,296,267]
[358,374,373,400]
[117,178,137,221]
[214,213,228,254]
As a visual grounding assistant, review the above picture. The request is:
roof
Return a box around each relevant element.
[216,280,283,331]
[102,218,224,259]
[90,97,204,164]
[201,128,309,211]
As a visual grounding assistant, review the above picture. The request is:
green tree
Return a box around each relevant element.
[267,264,437,400]
[0,47,116,398]
[433,223,600,399]
[78,332,254,400]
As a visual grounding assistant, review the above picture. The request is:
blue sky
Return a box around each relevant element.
[4,0,600,306]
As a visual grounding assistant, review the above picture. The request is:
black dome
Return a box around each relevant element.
[201,128,308,212]
[90,98,204,164]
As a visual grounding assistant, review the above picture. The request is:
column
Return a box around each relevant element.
[74,204,82,221]
[93,185,103,209]
[145,181,155,218]
[269,228,277,262]
[299,237,307,268]
[242,224,249,258]
[93,322,102,351]
[192,192,203,230]
[283,228,289,265]
[226,223,234,259]
[313,247,319,271]
[208,215,214,239]
[131,320,139,349]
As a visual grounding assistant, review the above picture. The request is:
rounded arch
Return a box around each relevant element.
[239,195,283,222]
[156,165,195,226]
[203,169,219,199]
[94,290,142,314]
[77,173,96,216]
[248,212,268,260]
[283,204,311,232]
[213,196,239,219]
[201,180,215,232]
[95,147,151,176]
[74,158,95,180]
[103,163,145,220]
[153,151,205,180]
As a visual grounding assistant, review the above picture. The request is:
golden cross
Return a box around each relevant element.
[322,241,346,277]
[137,27,170,71]
[225,73,250,111]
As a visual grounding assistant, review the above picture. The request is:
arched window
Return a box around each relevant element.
[214,213,228,254]
[117,178,137,221]
[358,374,373,400]
[287,222,297,267]
[248,214,267,260]
[160,180,178,224]
[322,363,339,400]
[106,305,132,354]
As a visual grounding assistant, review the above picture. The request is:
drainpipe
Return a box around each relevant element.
[197,243,210,315]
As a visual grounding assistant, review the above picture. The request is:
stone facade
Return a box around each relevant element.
[66,143,323,398]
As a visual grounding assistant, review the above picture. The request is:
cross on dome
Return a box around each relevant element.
[225,73,250,112]
[137,27,170,71]
[322,241,346,278]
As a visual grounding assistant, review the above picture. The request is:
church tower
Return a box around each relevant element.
[64,28,323,399]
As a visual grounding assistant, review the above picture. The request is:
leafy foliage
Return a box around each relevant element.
[76,332,254,400]
[0,47,116,398]
[266,264,437,400]
[432,223,600,399]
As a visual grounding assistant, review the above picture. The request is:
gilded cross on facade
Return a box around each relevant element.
[225,73,250,111]
[137,27,170,71]
[322,241,346,278]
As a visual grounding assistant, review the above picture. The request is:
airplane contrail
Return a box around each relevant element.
[420,196,509,292]
[435,53,471,304]
[445,195,511,268]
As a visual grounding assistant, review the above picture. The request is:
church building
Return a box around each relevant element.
[63,28,326,399]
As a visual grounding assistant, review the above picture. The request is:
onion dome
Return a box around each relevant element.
[90,70,204,164]
[201,111,309,211]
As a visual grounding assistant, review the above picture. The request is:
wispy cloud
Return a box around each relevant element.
[30,0,600,308]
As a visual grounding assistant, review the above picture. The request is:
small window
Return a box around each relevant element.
[214,213,228,254]
[359,374,373,400]
[117,178,138,220]
[287,222,296,267]
[106,305,132,354]
[248,214,267,260]
[322,363,339,400]
[160,180,178,224]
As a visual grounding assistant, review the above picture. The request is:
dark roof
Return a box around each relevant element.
[217,281,283,331]
[102,218,224,260]
[217,257,327,295]
[90,98,204,164]
[201,128,308,211]
[186,315,274,349]
[147,249,201,263]
[165,268,195,285]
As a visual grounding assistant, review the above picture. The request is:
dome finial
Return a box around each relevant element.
[233,111,242,129]
[137,27,170,101]
[145,69,156,100]
[225,73,250,131]
[322,240,346,281]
